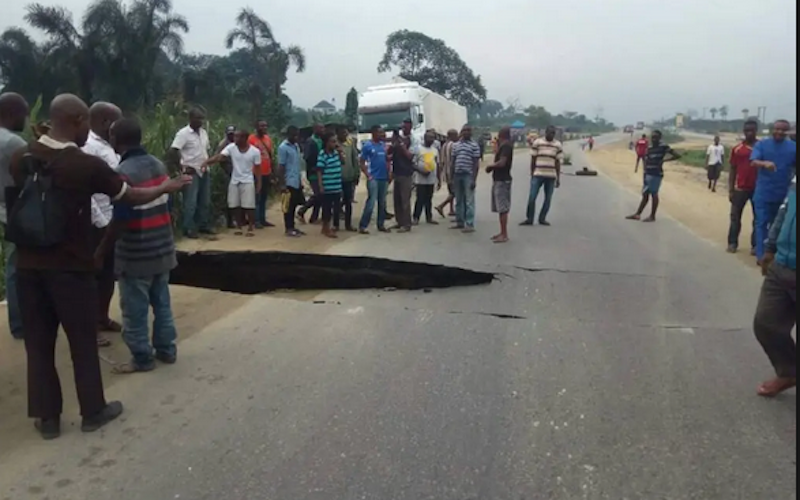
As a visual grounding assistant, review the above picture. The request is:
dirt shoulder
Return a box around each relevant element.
[587,140,758,268]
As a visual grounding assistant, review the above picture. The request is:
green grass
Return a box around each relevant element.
[675,148,729,173]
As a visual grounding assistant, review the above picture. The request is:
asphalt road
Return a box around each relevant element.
[1,136,796,500]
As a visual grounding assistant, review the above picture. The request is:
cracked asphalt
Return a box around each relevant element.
[1,135,796,500]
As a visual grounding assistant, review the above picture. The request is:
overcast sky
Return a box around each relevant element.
[2,0,797,125]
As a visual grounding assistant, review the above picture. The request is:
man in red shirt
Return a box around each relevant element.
[248,120,274,228]
[635,134,649,173]
[727,120,760,254]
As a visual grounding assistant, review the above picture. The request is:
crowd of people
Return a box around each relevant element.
[627,121,797,397]
[0,87,796,442]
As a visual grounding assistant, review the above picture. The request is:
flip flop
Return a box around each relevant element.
[626,215,641,221]
[246,232,255,238]
[112,362,156,375]
[493,236,509,244]
[234,231,244,236]
[97,337,111,348]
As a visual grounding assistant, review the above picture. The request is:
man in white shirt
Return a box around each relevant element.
[706,135,725,193]
[202,129,262,236]
[169,108,215,239]
[82,102,122,341]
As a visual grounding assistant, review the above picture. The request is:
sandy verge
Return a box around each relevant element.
[587,140,757,268]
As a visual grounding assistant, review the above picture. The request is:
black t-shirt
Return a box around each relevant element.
[391,143,415,177]
[304,136,321,179]
[492,142,514,182]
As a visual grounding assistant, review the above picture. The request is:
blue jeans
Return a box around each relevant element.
[119,273,177,368]
[256,176,270,226]
[182,169,211,235]
[3,237,23,338]
[359,179,389,230]
[526,176,556,223]
[453,173,476,228]
[755,200,784,260]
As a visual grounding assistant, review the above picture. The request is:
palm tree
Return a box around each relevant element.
[225,7,305,123]
[710,107,718,120]
[720,105,729,121]
[742,108,750,120]
[0,28,50,103]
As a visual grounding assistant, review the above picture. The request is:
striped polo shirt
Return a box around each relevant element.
[316,151,343,194]
[531,138,565,178]
[113,148,176,278]
[452,139,482,175]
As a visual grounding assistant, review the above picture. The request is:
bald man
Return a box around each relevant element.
[83,102,123,341]
[0,92,29,340]
[8,93,191,439]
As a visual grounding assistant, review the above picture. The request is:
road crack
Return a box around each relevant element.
[513,266,665,280]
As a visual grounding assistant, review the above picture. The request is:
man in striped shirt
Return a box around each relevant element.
[101,118,178,374]
[451,125,482,232]
[522,126,564,226]
[317,132,344,238]
[435,129,459,218]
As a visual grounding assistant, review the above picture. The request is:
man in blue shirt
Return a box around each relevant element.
[278,126,305,237]
[751,120,797,262]
[358,126,390,233]
[753,176,796,398]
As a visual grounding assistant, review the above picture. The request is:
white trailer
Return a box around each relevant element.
[357,78,467,145]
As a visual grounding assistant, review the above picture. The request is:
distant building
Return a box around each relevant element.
[676,113,685,128]
[312,100,337,115]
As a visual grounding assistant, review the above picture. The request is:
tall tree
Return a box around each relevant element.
[0,28,52,104]
[525,105,553,129]
[225,8,305,126]
[719,105,729,121]
[344,87,359,128]
[710,107,718,120]
[377,30,486,107]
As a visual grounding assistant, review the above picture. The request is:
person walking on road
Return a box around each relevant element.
[727,120,759,254]
[626,130,681,222]
[249,120,275,229]
[168,108,216,240]
[358,126,391,234]
[336,125,360,232]
[298,123,325,224]
[390,132,415,233]
[316,132,344,239]
[635,134,649,173]
[587,136,595,152]
[486,127,514,243]
[435,129,459,219]
[8,94,190,439]
[750,120,797,264]
[279,126,305,237]
[706,135,725,193]
[98,118,179,374]
[0,92,29,341]
[522,126,564,227]
[753,175,796,398]
[451,125,482,233]
[412,130,440,226]
[82,102,123,345]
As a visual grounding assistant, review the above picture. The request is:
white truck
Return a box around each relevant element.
[357,78,467,146]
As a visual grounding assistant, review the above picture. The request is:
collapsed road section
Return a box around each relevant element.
[170,251,495,294]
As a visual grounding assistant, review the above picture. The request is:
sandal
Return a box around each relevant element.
[245,232,255,238]
[112,361,156,375]
[757,377,797,398]
[626,214,641,221]
[97,337,111,348]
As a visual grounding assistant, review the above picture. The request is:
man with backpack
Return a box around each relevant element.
[7,93,190,440]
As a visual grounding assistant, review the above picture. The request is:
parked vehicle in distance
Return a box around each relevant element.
[636,121,645,130]
[624,125,635,134]
[357,77,467,147]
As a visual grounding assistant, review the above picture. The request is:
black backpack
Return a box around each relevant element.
[5,152,68,249]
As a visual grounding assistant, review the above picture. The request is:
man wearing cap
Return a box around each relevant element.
[215,126,237,228]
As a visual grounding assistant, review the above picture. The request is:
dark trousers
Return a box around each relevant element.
[282,187,305,232]
[299,180,322,223]
[256,175,270,226]
[754,262,797,378]
[18,269,107,418]
[414,184,435,222]
[728,190,756,250]
[321,192,342,225]
[340,181,357,230]
[393,176,414,229]
[93,227,115,325]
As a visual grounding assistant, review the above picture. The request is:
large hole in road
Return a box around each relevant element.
[170,251,495,294]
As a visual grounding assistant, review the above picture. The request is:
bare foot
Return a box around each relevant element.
[757,377,797,398]
[626,214,641,221]
[643,216,657,223]
[493,236,509,244]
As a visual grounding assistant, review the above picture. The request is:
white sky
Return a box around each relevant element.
[2,0,797,125]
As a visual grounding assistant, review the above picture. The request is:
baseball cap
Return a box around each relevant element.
[225,125,236,134]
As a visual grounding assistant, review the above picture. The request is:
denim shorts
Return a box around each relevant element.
[643,174,663,195]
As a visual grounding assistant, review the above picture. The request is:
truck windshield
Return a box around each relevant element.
[359,109,411,133]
